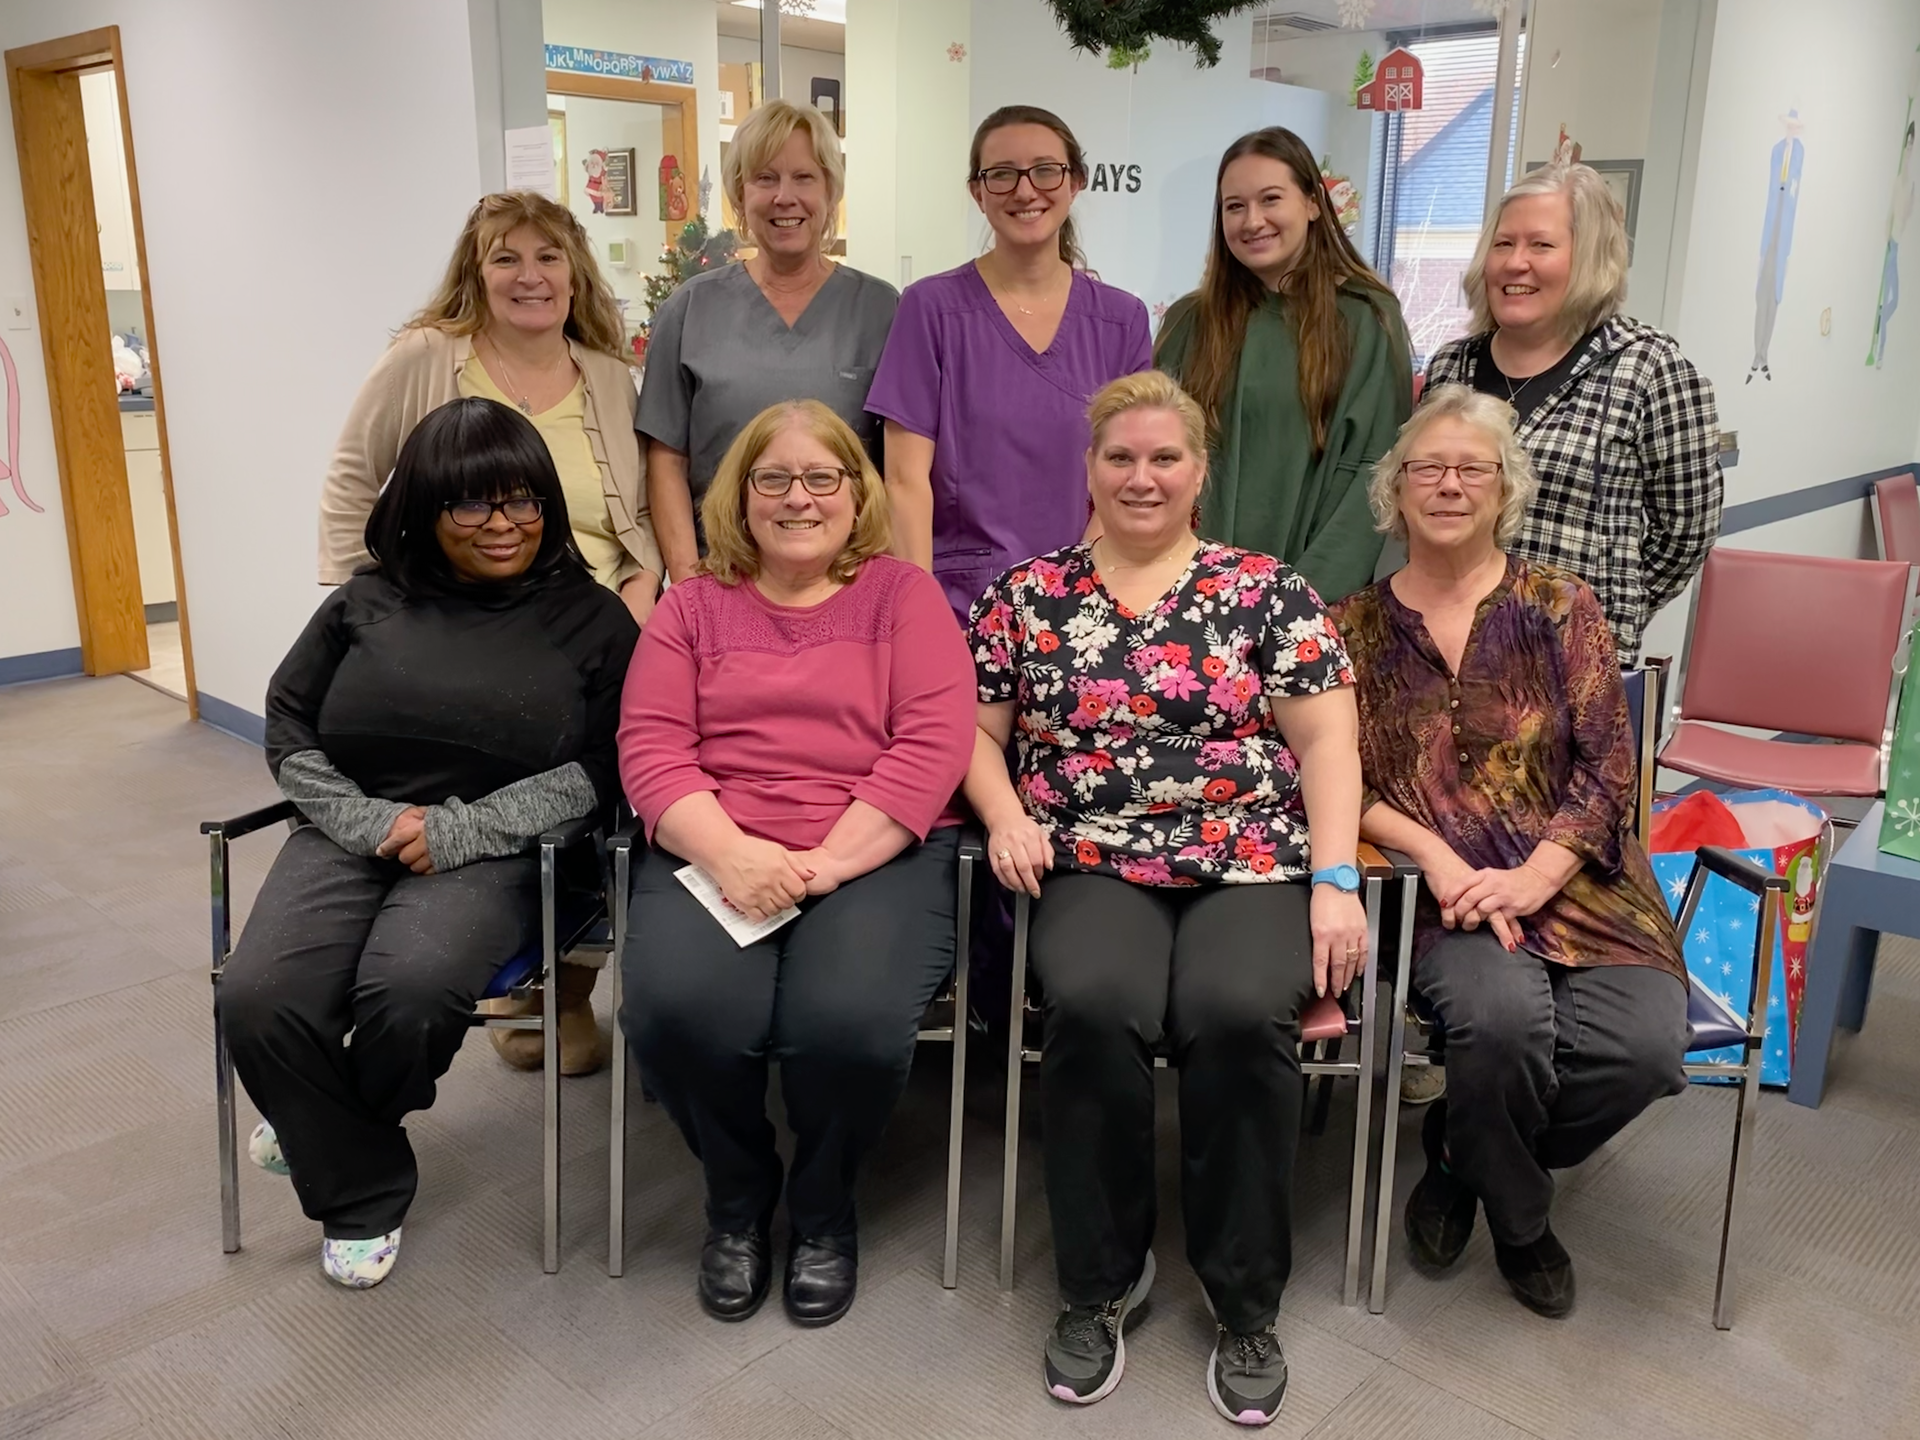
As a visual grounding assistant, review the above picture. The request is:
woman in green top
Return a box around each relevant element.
[1156,126,1412,604]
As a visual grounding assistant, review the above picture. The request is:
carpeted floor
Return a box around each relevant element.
[2,674,1918,1439]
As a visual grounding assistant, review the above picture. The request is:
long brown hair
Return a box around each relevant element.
[967,105,1089,268]
[406,191,628,360]
[1176,127,1396,453]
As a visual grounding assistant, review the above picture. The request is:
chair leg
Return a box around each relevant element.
[943,853,973,1290]
[1716,881,1777,1330]
[1343,875,1383,1308]
[998,890,1031,1292]
[209,828,241,1256]
[541,841,561,1276]
[1369,874,1418,1315]
[608,843,630,1279]
[1309,1041,1339,1137]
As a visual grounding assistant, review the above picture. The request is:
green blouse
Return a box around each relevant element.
[1155,283,1412,605]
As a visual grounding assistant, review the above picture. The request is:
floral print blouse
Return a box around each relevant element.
[970,543,1352,886]
[1331,558,1684,979]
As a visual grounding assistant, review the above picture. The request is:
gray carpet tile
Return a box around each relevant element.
[2,673,1920,1438]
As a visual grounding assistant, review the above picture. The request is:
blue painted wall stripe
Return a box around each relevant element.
[1720,462,1915,536]
[0,647,83,685]
[196,691,265,747]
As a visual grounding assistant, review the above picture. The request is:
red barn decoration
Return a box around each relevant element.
[1356,46,1424,112]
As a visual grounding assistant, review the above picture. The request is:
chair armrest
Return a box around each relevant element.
[1356,842,1395,879]
[1689,845,1783,897]
[958,820,986,863]
[538,813,604,853]
[606,812,644,858]
[1366,843,1421,878]
[199,800,297,840]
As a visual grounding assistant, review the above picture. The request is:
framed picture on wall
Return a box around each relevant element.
[604,147,637,216]
[1527,157,1643,243]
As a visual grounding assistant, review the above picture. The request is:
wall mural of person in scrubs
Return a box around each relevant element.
[1868,120,1913,369]
[1749,108,1804,385]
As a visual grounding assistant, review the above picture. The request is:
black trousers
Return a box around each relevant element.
[1416,928,1689,1246]
[622,828,957,1244]
[221,825,537,1238]
[1030,873,1316,1333]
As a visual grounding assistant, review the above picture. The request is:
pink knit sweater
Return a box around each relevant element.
[619,556,974,849]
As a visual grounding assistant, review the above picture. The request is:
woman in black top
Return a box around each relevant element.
[220,397,637,1288]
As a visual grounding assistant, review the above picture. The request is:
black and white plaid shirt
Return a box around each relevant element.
[1426,317,1723,661]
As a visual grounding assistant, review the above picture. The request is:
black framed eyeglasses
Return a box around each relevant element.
[443,497,544,528]
[974,163,1070,195]
[747,467,850,498]
[1401,461,1503,486]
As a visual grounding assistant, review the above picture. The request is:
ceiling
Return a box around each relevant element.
[716,0,847,55]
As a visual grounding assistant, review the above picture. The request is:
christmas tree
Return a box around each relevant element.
[1043,0,1264,68]
[639,214,740,333]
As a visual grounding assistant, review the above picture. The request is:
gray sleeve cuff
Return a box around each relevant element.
[276,749,408,857]
[422,762,598,871]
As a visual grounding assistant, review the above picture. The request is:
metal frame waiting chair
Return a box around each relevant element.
[1871,471,1919,566]
[205,802,614,1274]
[995,844,1399,1305]
[1366,660,1782,1328]
[605,829,983,1288]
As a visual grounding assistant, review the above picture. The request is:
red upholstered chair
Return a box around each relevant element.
[1872,472,1920,565]
[1659,548,1917,799]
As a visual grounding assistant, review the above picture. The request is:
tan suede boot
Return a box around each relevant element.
[485,962,606,1075]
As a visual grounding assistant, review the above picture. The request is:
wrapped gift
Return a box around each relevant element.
[1650,788,1829,1086]
[1879,624,1920,861]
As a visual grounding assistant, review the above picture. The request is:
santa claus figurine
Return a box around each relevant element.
[583,149,609,214]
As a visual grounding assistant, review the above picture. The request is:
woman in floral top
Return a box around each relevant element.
[964,371,1366,1427]
[1332,385,1686,1324]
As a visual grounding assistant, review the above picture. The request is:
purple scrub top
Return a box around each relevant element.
[865,262,1152,620]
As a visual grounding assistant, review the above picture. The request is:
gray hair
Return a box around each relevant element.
[1462,162,1630,342]
[1367,385,1539,546]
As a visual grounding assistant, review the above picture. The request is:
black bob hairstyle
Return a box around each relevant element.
[362,396,587,596]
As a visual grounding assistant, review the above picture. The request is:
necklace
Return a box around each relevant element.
[481,333,568,415]
[984,256,1069,316]
[1093,534,1198,573]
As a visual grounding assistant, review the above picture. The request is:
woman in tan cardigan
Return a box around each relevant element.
[317,191,661,1075]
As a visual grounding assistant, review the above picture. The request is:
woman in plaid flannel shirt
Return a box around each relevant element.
[1424,163,1722,663]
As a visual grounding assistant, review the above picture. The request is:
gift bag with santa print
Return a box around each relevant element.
[1648,788,1829,1087]
[1877,621,1920,861]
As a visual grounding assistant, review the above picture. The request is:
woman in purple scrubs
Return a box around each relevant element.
[868,105,1152,621]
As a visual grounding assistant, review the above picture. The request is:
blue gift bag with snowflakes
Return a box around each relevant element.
[1649,789,1827,1087]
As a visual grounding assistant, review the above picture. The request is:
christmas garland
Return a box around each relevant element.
[1041,0,1265,68]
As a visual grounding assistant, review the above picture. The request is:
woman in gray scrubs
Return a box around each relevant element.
[639,99,898,581]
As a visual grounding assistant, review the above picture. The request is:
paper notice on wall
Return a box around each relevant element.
[674,864,800,947]
[504,125,557,198]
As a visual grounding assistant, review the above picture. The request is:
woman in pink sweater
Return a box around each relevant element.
[618,400,974,1329]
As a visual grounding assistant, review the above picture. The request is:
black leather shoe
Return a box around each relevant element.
[784,1236,857,1327]
[1404,1100,1477,1272]
[698,1229,772,1321]
[1493,1225,1576,1319]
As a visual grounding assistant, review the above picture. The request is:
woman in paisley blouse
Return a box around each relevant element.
[1330,384,1686,1323]
[964,370,1366,1427]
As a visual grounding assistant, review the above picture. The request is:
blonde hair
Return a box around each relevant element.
[407,191,628,359]
[701,400,890,585]
[1367,384,1539,546]
[1462,163,1630,342]
[1087,370,1209,462]
[723,99,846,249]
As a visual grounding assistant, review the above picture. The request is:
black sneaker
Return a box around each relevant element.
[1207,1322,1288,1426]
[1043,1251,1156,1405]
[1404,1099,1477,1271]
[1493,1224,1576,1318]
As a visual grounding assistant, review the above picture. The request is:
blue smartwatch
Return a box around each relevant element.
[1311,864,1362,893]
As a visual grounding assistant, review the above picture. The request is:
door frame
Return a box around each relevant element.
[5,24,196,711]
[545,69,701,248]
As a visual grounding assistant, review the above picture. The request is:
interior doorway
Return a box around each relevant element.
[4,25,195,712]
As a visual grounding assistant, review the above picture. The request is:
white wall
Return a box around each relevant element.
[543,0,722,217]
[0,0,489,713]
[1671,0,1920,507]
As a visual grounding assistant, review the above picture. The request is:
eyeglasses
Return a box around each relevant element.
[747,467,850,498]
[443,497,544,527]
[974,163,1070,195]
[1401,461,1503,486]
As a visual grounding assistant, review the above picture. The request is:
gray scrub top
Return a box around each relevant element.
[636,261,899,507]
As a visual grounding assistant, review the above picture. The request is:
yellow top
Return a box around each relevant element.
[458,354,639,591]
